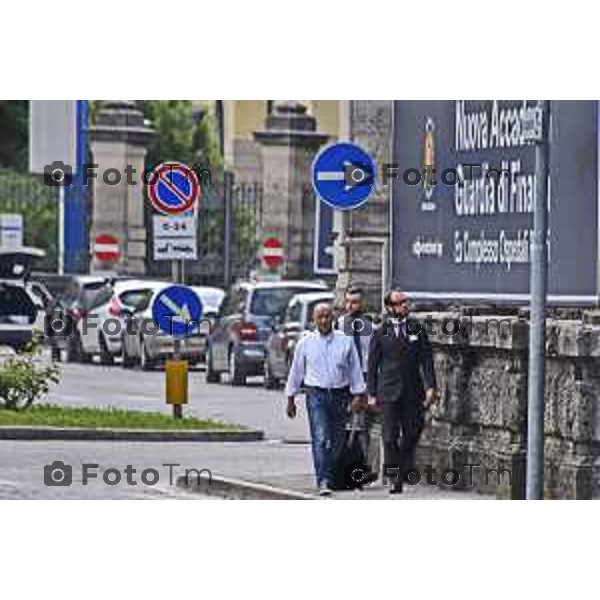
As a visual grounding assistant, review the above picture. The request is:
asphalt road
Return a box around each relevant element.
[1,361,487,499]
[46,362,307,442]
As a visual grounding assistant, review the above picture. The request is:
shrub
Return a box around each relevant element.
[0,351,61,411]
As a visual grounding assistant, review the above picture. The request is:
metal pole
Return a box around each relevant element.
[172,259,183,420]
[58,185,65,275]
[526,100,551,500]
[223,171,233,288]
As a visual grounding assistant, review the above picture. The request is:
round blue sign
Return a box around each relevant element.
[311,142,376,210]
[152,286,203,337]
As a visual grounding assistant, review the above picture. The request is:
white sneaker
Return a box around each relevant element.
[318,483,332,497]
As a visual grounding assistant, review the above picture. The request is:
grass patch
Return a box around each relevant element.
[0,404,243,431]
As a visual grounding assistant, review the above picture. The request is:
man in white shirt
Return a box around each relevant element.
[285,302,366,496]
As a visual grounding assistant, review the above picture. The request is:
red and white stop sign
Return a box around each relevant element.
[94,234,120,262]
[262,237,284,269]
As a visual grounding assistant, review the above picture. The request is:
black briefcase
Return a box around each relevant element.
[330,425,369,491]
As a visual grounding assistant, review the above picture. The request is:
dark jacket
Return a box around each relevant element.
[367,318,436,403]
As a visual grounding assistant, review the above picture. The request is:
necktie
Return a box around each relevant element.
[352,317,363,367]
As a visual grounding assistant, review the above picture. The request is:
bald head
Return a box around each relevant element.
[312,302,334,335]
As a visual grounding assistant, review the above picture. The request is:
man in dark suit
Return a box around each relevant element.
[367,290,438,494]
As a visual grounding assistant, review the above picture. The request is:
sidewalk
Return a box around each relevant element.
[186,439,491,500]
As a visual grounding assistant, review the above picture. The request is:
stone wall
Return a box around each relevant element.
[413,312,600,499]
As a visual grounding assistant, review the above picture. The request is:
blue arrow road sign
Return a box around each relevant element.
[152,285,204,337]
[311,142,376,210]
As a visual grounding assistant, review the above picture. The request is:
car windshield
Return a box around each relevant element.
[250,287,325,317]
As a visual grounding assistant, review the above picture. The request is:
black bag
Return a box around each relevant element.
[330,427,369,491]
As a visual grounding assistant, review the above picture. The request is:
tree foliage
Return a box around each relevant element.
[0,100,28,171]
[0,167,57,270]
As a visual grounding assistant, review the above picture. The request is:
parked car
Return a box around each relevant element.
[191,286,225,362]
[121,285,223,370]
[44,275,112,362]
[206,280,329,386]
[0,247,46,352]
[263,291,335,388]
[77,279,168,365]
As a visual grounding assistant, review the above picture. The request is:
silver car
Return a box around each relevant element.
[121,285,224,370]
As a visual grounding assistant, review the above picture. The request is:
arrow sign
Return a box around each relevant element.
[152,285,203,337]
[312,142,376,210]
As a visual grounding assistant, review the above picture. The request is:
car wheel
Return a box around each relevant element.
[206,346,221,383]
[228,348,245,386]
[99,333,114,366]
[263,357,279,390]
[140,337,154,371]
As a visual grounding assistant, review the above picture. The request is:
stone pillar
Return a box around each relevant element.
[89,101,154,274]
[336,100,393,311]
[254,102,329,279]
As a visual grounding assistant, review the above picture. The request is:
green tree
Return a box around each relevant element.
[0,167,57,270]
[0,101,28,171]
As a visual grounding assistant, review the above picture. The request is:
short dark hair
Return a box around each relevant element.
[345,286,364,298]
[384,289,404,307]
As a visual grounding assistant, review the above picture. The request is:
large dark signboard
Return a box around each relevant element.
[392,101,598,304]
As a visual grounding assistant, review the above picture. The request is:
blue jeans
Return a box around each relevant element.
[305,387,350,486]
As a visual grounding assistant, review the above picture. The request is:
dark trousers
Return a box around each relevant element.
[382,401,424,485]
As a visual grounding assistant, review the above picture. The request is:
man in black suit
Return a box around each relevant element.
[367,290,438,494]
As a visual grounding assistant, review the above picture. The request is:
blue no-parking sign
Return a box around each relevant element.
[148,162,200,216]
[311,142,376,210]
[152,286,203,337]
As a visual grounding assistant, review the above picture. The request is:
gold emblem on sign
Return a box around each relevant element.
[423,117,435,201]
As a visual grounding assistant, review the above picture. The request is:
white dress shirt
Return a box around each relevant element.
[285,329,366,397]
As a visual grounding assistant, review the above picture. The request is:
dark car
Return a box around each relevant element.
[53,275,111,362]
[263,291,335,389]
[206,280,328,386]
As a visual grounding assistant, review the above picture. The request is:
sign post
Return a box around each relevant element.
[152,285,203,420]
[526,101,551,500]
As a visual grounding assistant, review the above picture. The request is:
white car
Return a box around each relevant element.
[77,279,169,364]
[121,285,224,370]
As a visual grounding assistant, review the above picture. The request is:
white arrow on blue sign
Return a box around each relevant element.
[152,285,204,337]
[311,142,376,210]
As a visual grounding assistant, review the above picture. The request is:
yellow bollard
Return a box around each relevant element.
[166,359,188,418]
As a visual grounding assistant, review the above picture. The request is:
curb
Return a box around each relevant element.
[177,473,318,500]
[0,427,264,442]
